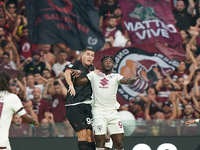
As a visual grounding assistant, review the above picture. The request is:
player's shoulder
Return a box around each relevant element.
[5,93,19,100]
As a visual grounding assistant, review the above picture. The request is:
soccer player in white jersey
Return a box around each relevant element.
[74,55,140,150]
[0,71,39,150]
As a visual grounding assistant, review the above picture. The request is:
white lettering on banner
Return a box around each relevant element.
[124,19,177,39]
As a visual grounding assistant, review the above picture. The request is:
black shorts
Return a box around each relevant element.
[66,104,93,132]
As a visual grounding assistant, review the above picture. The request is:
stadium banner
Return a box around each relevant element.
[25,0,105,51]
[119,0,182,48]
[93,42,185,104]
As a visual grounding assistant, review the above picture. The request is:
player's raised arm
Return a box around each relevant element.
[120,76,141,84]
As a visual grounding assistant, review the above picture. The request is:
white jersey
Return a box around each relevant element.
[87,71,123,110]
[0,91,26,147]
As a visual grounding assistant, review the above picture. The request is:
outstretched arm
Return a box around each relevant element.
[21,113,40,127]
[119,76,140,84]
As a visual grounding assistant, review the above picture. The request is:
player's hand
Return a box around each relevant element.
[71,69,81,78]
[34,120,40,127]
[130,76,141,83]
[185,120,195,126]
[68,85,76,96]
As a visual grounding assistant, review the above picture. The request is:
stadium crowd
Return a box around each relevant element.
[1,0,200,137]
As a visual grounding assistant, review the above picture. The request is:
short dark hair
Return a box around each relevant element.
[0,40,7,48]
[59,49,67,54]
[53,81,59,86]
[108,16,117,20]
[26,73,34,78]
[0,26,4,30]
[82,48,94,53]
[101,55,116,64]
[2,51,10,58]
[43,68,50,72]
[195,69,200,75]
[22,25,28,31]
[177,76,184,80]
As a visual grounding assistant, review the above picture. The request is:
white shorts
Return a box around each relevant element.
[0,142,11,150]
[92,109,124,135]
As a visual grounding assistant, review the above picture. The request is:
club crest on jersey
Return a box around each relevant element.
[113,47,178,101]
[99,77,109,88]
[97,125,102,132]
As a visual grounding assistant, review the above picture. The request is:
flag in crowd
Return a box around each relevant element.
[119,0,182,48]
[25,0,105,51]
[93,42,185,105]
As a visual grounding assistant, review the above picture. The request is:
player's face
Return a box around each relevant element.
[102,58,114,72]
[54,84,62,94]
[13,114,22,125]
[82,50,94,66]
[184,105,193,116]
[33,87,41,99]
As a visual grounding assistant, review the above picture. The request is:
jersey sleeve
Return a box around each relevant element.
[117,74,124,85]
[64,60,82,71]
[12,94,26,116]
[87,71,95,82]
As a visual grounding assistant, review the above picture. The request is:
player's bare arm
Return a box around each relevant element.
[120,76,141,84]
[65,69,76,96]
[21,111,40,127]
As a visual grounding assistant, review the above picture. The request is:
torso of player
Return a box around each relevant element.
[88,72,123,110]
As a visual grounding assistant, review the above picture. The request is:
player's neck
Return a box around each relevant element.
[102,70,112,75]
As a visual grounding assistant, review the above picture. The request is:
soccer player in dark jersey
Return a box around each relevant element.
[64,48,95,150]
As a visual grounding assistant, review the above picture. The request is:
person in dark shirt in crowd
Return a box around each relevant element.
[9,114,31,137]
[173,0,195,30]
[64,48,95,150]
[31,87,50,122]
[23,50,46,75]
[99,0,118,25]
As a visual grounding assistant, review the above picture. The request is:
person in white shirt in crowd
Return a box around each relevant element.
[52,50,71,79]
[74,55,140,150]
[102,16,127,47]
[0,71,39,150]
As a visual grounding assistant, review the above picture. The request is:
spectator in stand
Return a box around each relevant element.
[12,15,37,62]
[0,52,16,70]
[0,34,20,67]
[102,16,127,47]
[9,78,26,101]
[6,2,17,18]
[42,69,52,79]
[176,76,185,91]
[0,26,6,43]
[35,115,59,137]
[125,40,132,47]
[31,87,50,122]
[22,100,38,121]
[9,114,32,137]
[40,44,55,67]
[99,0,118,25]
[171,61,189,81]
[101,41,112,51]
[173,0,195,30]
[50,79,68,123]
[52,50,70,79]
[101,5,129,39]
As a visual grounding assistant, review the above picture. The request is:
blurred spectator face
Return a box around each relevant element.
[12,114,22,126]
[54,84,62,95]
[128,99,135,109]
[177,77,184,88]
[108,0,114,3]
[147,87,156,98]
[180,30,188,40]
[177,61,186,71]
[2,54,9,64]
[0,17,5,27]
[59,52,67,63]
[33,54,40,62]
[132,103,141,113]
[184,52,192,61]
[108,18,117,28]
[162,78,169,88]
[114,8,122,17]
[102,42,111,50]
[162,105,171,114]
[35,76,43,85]
[10,84,18,94]
[41,118,50,130]
[154,112,165,120]
[8,3,16,14]
[22,28,29,38]
[42,44,51,54]
[0,27,4,38]
[2,44,11,53]
[27,75,35,86]
[42,70,51,79]
[184,104,193,116]
[176,1,185,12]
[33,87,41,99]
[125,41,132,47]
[81,50,94,66]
